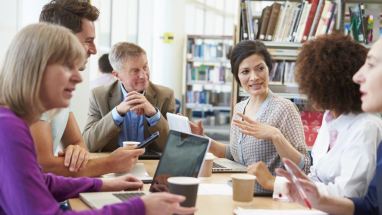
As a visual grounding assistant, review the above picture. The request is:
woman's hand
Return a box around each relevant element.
[58,144,89,172]
[142,193,197,215]
[276,159,322,208]
[247,161,275,190]
[100,175,143,192]
[232,113,279,140]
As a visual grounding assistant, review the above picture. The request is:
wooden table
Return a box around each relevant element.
[69,160,306,214]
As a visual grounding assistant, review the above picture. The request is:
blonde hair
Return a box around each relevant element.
[109,42,146,72]
[0,23,85,117]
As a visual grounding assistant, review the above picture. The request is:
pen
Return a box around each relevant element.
[284,162,312,209]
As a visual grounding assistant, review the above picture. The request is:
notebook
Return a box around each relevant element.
[101,163,153,183]
[166,112,191,133]
[212,158,247,173]
[80,130,210,209]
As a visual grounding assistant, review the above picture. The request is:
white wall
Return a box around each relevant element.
[0,0,237,131]
[0,0,18,64]
[0,0,93,131]
[151,0,186,100]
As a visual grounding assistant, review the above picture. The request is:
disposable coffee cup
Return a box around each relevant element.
[199,153,215,177]
[122,141,140,149]
[231,174,256,202]
[167,177,200,208]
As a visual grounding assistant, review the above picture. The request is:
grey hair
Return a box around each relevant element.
[108,42,146,72]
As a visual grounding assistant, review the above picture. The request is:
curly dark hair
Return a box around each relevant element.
[230,40,273,86]
[295,33,367,114]
[39,0,99,33]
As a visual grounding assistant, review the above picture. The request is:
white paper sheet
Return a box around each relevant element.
[102,163,153,181]
[197,183,232,195]
[166,112,191,133]
[234,208,328,215]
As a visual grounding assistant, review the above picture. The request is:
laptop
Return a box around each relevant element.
[212,158,247,173]
[80,130,210,209]
[166,112,246,173]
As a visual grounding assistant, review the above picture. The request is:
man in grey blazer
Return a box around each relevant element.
[83,42,175,153]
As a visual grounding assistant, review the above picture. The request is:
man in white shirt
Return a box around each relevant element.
[90,53,115,89]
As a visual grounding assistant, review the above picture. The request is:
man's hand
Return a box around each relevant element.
[126,91,156,116]
[142,193,197,215]
[57,145,89,172]
[247,161,275,190]
[100,175,143,191]
[107,147,145,173]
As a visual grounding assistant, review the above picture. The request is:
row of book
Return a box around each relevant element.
[270,61,296,85]
[241,0,338,43]
[187,39,229,60]
[186,90,231,107]
[345,3,381,44]
[186,63,228,83]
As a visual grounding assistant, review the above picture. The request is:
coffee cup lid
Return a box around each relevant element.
[167,177,200,185]
[231,174,256,180]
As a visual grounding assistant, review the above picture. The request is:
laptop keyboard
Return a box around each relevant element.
[212,162,226,169]
[114,192,145,201]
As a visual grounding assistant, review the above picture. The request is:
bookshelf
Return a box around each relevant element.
[339,0,382,44]
[234,0,382,147]
[183,35,233,143]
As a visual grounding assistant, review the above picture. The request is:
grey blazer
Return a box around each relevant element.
[83,80,175,152]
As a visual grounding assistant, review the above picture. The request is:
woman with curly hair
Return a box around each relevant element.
[277,36,382,215]
[248,33,382,200]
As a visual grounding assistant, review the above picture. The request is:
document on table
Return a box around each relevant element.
[234,208,328,215]
[197,183,232,195]
[102,163,153,182]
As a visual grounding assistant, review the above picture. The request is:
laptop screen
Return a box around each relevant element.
[149,130,210,192]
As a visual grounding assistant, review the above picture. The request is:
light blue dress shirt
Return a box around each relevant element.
[111,84,161,147]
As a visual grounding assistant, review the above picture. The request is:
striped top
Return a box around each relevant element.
[226,92,311,193]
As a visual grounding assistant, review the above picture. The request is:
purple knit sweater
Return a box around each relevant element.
[0,107,145,215]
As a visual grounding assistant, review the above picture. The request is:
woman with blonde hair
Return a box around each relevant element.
[0,23,194,215]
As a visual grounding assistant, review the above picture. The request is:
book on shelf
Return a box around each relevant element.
[240,0,249,40]
[346,3,381,44]
[258,6,272,40]
[301,0,320,42]
[186,90,231,107]
[308,0,325,40]
[265,3,282,41]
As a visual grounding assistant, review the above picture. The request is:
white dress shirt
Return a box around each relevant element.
[274,111,382,199]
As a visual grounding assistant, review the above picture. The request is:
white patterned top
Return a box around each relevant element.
[226,92,311,193]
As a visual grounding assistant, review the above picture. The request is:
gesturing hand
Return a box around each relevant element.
[58,144,89,172]
[232,113,279,140]
[247,161,275,190]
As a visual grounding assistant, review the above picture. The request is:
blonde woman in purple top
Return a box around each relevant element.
[0,23,195,215]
